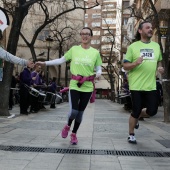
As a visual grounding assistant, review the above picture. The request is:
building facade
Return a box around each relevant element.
[1,0,85,86]
[84,0,123,98]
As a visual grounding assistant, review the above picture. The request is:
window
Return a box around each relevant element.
[103,4,115,10]
[103,12,116,18]
[101,45,113,51]
[123,1,129,9]
[93,31,101,35]
[104,30,114,34]
[103,0,116,2]
[102,36,114,42]
[84,23,88,27]
[102,18,116,25]
[91,40,100,44]
[92,22,101,27]
[85,14,88,19]
[123,36,127,43]
[92,13,101,18]
[129,25,132,31]
[93,5,101,9]
[123,18,128,25]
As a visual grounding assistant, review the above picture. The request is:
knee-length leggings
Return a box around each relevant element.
[68,90,92,123]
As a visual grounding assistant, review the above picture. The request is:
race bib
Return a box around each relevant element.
[140,49,154,60]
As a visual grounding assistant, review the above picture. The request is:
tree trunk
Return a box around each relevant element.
[0,4,28,116]
[30,45,37,62]
[162,16,170,122]
[162,82,170,122]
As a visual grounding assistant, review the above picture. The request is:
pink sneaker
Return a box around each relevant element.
[61,125,70,138]
[70,133,78,145]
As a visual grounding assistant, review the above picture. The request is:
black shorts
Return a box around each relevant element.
[130,90,159,119]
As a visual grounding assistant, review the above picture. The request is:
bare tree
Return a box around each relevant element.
[19,0,100,62]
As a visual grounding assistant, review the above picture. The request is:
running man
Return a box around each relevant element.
[123,21,164,144]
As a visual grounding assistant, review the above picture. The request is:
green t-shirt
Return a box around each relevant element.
[125,41,162,91]
[64,45,102,92]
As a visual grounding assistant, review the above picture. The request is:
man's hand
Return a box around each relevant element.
[27,61,34,68]
[35,61,46,67]
[135,56,143,65]
[157,66,164,74]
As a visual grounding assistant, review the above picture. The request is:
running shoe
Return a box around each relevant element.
[70,133,78,145]
[128,135,137,144]
[61,125,70,138]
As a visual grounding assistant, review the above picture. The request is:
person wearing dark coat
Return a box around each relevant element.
[19,67,32,115]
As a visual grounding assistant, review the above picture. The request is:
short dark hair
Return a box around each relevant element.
[81,27,93,36]
[138,21,151,30]
[135,21,151,41]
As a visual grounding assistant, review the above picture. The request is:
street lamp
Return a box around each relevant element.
[45,36,53,85]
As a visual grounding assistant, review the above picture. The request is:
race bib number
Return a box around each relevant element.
[140,49,154,60]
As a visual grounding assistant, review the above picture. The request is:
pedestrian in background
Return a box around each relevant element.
[19,66,32,115]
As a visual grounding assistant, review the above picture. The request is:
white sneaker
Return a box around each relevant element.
[128,135,137,144]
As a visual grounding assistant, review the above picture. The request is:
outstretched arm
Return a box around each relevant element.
[0,47,34,67]
[35,56,66,67]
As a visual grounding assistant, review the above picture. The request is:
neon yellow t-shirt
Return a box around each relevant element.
[64,45,102,92]
[125,41,162,91]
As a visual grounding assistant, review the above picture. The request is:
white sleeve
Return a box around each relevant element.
[95,65,102,78]
[0,47,27,66]
[45,56,66,66]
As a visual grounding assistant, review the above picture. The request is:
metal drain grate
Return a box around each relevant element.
[0,145,169,157]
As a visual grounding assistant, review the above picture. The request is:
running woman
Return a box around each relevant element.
[35,27,102,145]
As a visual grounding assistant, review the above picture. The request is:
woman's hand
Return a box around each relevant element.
[35,61,46,67]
